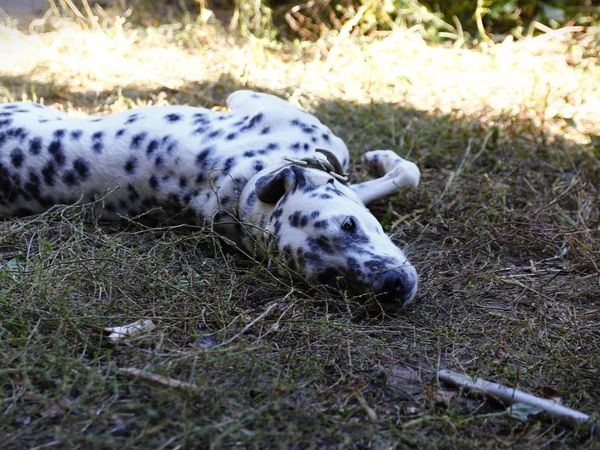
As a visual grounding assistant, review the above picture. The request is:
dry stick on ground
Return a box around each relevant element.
[438,370,600,434]
[117,368,199,392]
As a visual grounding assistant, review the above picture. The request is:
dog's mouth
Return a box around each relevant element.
[316,268,360,289]
[314,269,382,299]
[314,267,417,307]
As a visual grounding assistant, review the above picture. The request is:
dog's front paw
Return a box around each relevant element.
[363,150,420,187]
[388,159,420,188]
[362,150,403,176]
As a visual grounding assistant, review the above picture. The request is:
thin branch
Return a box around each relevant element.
[438,370,600,433]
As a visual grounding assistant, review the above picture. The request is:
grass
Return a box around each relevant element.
[1,6,600,449]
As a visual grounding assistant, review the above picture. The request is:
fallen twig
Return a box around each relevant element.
[438,370,600,433]
[117,367,198,392]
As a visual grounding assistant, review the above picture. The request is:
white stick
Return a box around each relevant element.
[118,367,198,392]
[438,369,600,433]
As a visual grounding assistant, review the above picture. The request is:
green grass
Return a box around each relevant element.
[1,8,600,449]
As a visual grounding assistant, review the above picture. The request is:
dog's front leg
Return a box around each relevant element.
[350,150,420,205]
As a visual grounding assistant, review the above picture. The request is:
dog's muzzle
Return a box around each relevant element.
[372,265,418,306]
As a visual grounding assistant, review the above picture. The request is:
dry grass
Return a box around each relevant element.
[0,9,599,449]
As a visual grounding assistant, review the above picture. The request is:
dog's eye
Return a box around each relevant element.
[341,216,356,233]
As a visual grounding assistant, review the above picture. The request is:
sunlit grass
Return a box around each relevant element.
[2,15,599,146]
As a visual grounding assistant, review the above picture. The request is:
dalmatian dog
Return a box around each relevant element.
[0,90,420,305]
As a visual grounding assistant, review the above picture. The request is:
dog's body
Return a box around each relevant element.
[0,90,420,304]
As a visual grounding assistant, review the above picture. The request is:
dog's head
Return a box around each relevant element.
[240,165,418,306]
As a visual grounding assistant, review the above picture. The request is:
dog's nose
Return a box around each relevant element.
[374,266,418,306]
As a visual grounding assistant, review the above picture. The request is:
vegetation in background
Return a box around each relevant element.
[41,0,600,42]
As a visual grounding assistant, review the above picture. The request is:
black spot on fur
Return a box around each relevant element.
[149,175,159,190]
[53,129,66,139]
[125,113,139,124]
[223,157,235,175]
[226,132,237,140]
[0,119,13,128]
[10,148,24,168]
[146,139,158,155]
[92,131,104,153]
[253,161,265,172]
[243,150,256,158]
[206,129,222,140]
[193,126,209,135]
[42,162,56,186]
[124,157,137,174]
[246,191,257,208]
[154,156,164,167]
[131,132,147,149]
[48,140,65,165]
[289,211,306,228]
[70,130,83,140]
[8,127,27,140]
[195,147,213,167]
[62,171,78,186]
[314,219,328,229]
[164,113,182,122]
[0,163,14,200]
[193,114,209,125]
[308,236,334,254]
[261,127,270,135]
[24,171,40,199]
[116,128,126,138]
[238,113,263,133]
[73,158,89,179]
[27,137,42,156]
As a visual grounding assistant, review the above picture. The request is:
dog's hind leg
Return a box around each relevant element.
[350,150,420,205]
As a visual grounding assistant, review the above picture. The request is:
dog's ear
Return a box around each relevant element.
[255,166,306,204]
